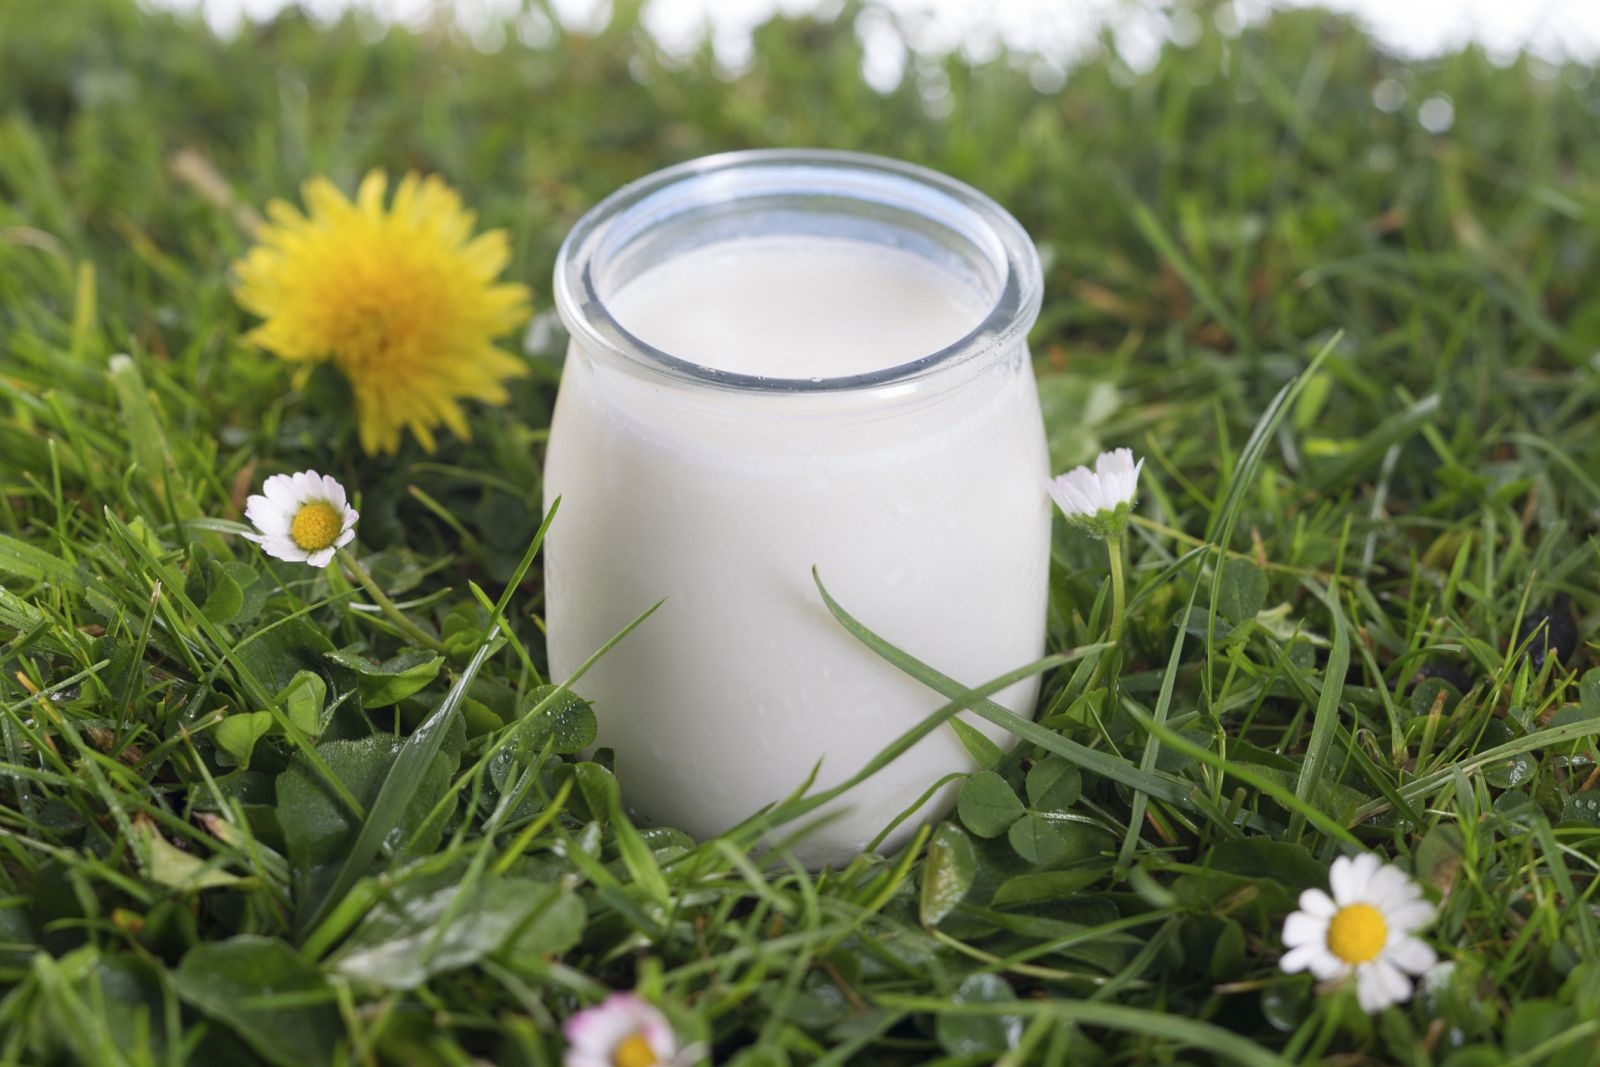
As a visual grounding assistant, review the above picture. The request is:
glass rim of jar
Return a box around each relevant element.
[552,148,1043,394]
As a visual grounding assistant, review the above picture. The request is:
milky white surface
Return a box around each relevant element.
[607,237,985,378]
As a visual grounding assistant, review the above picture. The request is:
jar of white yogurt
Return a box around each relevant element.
[545,149,1049,867]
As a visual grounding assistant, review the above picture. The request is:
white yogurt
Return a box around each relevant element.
[544,156,1050,867]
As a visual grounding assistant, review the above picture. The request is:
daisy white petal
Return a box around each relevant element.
[1046,447,1143,539]
[261,535,308,562]
[1384,900,1435,932]
[1305,951,1350,981]
[1349,852,1383,890]
[1281,912,1327,947]
[320,474,348,509]
[1356,959,1412,1013]
[291,470,323,499]
[1279,943,1323,974]
[262,473,298,509]
[1387,936,1437,974]
[1364,864,1409,902]
[244,495,291,536]
[1279,852,1437,1014]
[1297,888,1337,918]
[1330,853,1375,902]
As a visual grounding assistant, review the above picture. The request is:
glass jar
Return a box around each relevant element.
[545,149,1048,867]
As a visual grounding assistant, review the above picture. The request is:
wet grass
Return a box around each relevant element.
[3,0,1600,1063]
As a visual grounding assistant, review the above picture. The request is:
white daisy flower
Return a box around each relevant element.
[243,470,358,568]
[563,993,691,1067]
[1280,852,1438,1014]
[1047,447,1144,538]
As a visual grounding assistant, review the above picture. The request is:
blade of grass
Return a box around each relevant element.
[1288,579,1352,840]
[810,570,1221,817]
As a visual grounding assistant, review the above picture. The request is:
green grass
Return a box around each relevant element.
[4,0,1600,1063]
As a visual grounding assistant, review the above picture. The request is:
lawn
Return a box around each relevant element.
[3,0,1600,1063]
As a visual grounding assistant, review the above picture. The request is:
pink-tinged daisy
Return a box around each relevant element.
[1280,852,1437,1013]
[564,993,692,1067]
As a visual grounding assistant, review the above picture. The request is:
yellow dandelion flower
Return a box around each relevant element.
[233,170,532,455]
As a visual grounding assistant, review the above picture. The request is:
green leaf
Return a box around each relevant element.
[956,771,1025,838]
[234,614,341,697]
[1216,558,1267,625]
[1204,838,1327,888]
[0,903,35,975]
[136,820,247,889]
[505,888,587,959]
[460,695,504,738]
[173,936,342,1067]
[29,948,170,1064]
[947,717,1003,770]
[992,869,1102,905]
[1410,676,1462,718]
[934,973,1022,1056]
[325,648,445,708]
[1561,791,1600,826]
[1025,756,1082,811]
[1180,915,1247,980]
[1441,1048,1513,1067]
[919,823,976,926]
[569,762,618,824]
[213,711,273,766]
[524,684,597,754]
[199,566,243,624]
[1210,917,1246,979]
[569,762,671,906]
[276,733,461,872]
[331,873,565,990]
[1486,752,1536,790]
[281,670,327,737]
[1416,823,1466,893]
[1505,1000,1574,1055]
[222,561,269,626]
[1007,813,1067,865]
[1583,669,1600,714]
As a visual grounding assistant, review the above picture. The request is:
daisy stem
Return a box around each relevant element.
[1106,531,1127,647]
[1086,531,1128,699]
[335,547,444,652]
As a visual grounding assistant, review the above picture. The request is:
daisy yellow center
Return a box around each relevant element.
[289,501,343,552]
[612,1033,659,1067]
[1326,903,1387,964]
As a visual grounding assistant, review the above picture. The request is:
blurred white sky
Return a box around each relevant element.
[153,0,1600,78]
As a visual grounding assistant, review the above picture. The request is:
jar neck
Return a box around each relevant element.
[553,149,1042,401]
